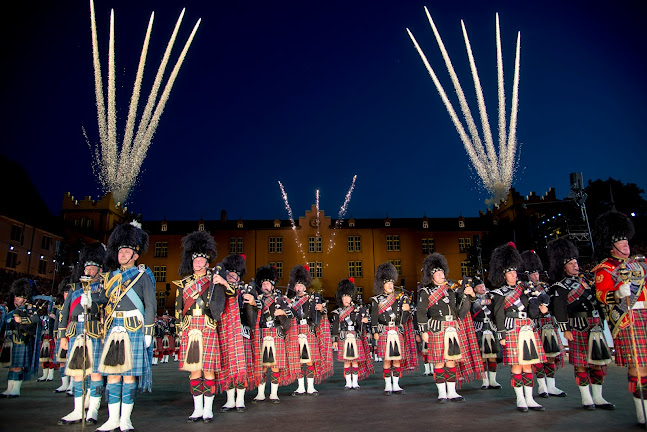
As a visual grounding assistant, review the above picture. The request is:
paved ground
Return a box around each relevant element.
[1,360,645,432]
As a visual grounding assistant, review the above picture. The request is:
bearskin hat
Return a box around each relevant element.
[70,262,84,283]
[254,265,278,294]
[472,276,484,287]
[421,252,449,286]
[11,278,32,299]
[520,250,543,274]
[336,278,357,306]
[289,264,311,288]
[547,237,579,281]
[57,276,72,295]
[179,231,217,276]
[222,254,246,278]
[373,262,398,295]
[80,243,106,269]
[594,211,635,260]
[488,242,521,288]
[105,221,150,270]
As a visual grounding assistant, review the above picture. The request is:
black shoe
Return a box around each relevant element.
[517,406,529,412]
[269,398,280,404]
[6,394,19,399]
[392,389,405,395]
[291,391,306,397]
[528,405,545,411]
[86,418,98,425]
[344,386,352,391]
[37,378,47,382]
[236,406,246,412]
[450,396,465,402]
[384,390,392,396]
[548,391,566,397]
[203,417,213,423]
[187,416,202,422]
[220,406,233,413]
[582,404,596,410]
[307,391,319,396]
[251,398,264,404]
[595,403,615,410]
[58,418,82,425]
[538,392,549,398]
[488,384,502,390]
[437,398,447,404]
[54,389,68,393]
[481,385,488,390]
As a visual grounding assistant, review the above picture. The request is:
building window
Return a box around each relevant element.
[10,225,22,242]
[307,261,323,278]
[388,259,402,275]
[422,238,435,254]
[154,242,168,258]
[385,221,391,227]
[348,261,363,278]
[461,261,469,277]
[386,235,400,251]
[347,235,361,252]
[237,221,244,228]
[349,220,355,228]
[198,223,205,231]
[230,237,243,254]
[274,219,281,228]
[459,237,472,253]
[269,261,283,279]
[356,286,363,298]
[41,235,52,251]
[269,237,283,253]
[153,266,167,282]
[458,220,465,228]
[308,237,322,253]
[5,250,18,268]
[156,291,167,309]
[38,259,47,275]
[422,220,429,229]
[161,223,167,232]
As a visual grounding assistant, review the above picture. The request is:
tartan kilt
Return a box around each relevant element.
[375,325,404,359]
[217,298,247,391]
[53,337,63,367]
[166,335,175,354]
[179,315,220,373]
[426,321,467,364]
[174,336,180,353]
[256,327,288,370]
[314,319,333,383]
[614,309,647,367]
[154,337,164,355]
[39,335,55,362]
[101,317,151,378]
[243,333,259,390]
[10,339,35,369]
[567,316,600,368]
[336,331,369,363]
[68,322,104,374]
[537,316,565,368]
[357,336,375,380]
[502,318,547,366]
[457,315,484,385]
[297,323,321,364]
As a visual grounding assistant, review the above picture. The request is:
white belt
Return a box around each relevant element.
[111,310,143,320]
[633,301,645,310]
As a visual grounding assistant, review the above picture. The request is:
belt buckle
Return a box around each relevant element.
[483,317,490,323]
[266,320,274,328]
[347,325,355,331]
[299,319,308,325]
[77,315,85,322]
[388,321,396,326]
[592,310,600,317]
[115,312,123,318]
[444,315,453,322]
[518,312,527,319]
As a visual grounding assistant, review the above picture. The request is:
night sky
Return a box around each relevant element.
[1,0,645,222]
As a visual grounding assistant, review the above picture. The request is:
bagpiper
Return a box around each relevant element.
[469,277,502,389]
[520,249,566,398]
[174,230,222,423]
[489,242,548,412]
[0,278,40,399]
[215,254,252,413]
[417,253,473,403]
[331,278,374,389]
[593,211,647,424]
[58,243,107,425]
[548,237,614,410]
[96,221,156,432]
[53,278,72,394]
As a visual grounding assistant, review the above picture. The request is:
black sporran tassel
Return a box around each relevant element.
[484,340,492,354]
[450,339,461,356]
[347,343,355,358]
[104,340,119,366]
[60,349,67,360]
[117,340,125,366]
[262,346,270,364]
[591,340,602,361]
[491,339,499,354]
[523,341,532,361]
[600,341,611,360]
[393,341,401,357]
[83,345,92,369]
[186,340,200,365]
[543,335,550,349]
[68,346,84,370]
[550,336,560,354]
[301,345,309,360]
[529,341,538,360]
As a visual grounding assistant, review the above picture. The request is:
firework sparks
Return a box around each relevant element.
[278,181,306,261]
[315,189,321,240]
[407,8,521,204]
[87,0,200,204]
[327,175,357,252]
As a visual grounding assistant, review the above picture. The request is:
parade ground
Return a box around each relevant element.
[0,359,642,432]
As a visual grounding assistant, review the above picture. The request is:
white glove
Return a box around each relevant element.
[80,293,92,308]
[617,283,631,299]
[145,335,152,348]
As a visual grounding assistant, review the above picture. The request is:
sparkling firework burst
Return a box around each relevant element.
[86,0,201,205]
[407,8,520,204]
[278,181,306,261]
[327,175,357,252]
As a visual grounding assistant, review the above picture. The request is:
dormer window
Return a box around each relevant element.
[237,221,244,229]
[422,220,429,229]
[384,221,390,227]
[161,223,167,232]
[349,220,355,228]
[198,223,205,231]
[458,220,465,228]
[274,219,281,228]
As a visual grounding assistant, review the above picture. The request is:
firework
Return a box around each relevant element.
[407,8,521,204]
[87,0,201,204]
[327,175,357,252]
[278,181,306,261]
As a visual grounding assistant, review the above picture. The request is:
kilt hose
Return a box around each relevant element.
[503,318,547,366]
[217,297,247,391]
[67,322,104,374]
[335,334,374,381]
[314,318,333,384]
[614,309,647,368]
[179,315,220,374]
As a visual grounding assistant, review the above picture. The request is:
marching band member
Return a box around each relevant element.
[96,221,156,432]
[470,277,502,389]
[594,211,646,424]
[174,230,222,423]
[53,278,72,394]
[490,242,548,412]
[548,237,613,410]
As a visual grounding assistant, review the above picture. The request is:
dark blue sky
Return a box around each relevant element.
[1,0,645,221]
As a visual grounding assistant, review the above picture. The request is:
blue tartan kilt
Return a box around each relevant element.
[101,317,152,378]
[54,337,64,372]
[11,339,35,368]
[68,322,104,374]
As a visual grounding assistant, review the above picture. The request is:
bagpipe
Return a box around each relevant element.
[272,288,292,333]
[309,289,328,328]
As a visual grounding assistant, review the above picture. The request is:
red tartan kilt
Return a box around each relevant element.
[165,335,174,353]
[503,318,547,366]
[614,309,647,367]
[425,321,467,364]
[297,324,321,363]
[336,332,369,362]
[155,337,164,354]
[376,325,404,359]
[568,317,601,368]
[179,315,220,373]
[244,335,255,373]
[257,328,288,370]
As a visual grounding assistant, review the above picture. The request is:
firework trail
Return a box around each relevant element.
[327,175,357,252]
[278,181,306,261]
